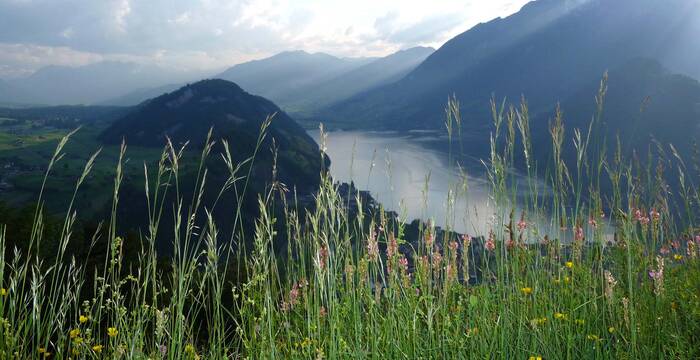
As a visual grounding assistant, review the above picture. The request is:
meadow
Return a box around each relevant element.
[1,92,699,359]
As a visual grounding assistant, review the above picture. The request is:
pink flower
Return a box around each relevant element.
[517,219,528,232]
[449,240,459,252]
[671,240,681,250]
[485,231,496,252]
[588,217,598,229]
[317,245,329,270]
[634,208,650,225]
[660,246,670,255]
[398,256,409,272]
[432,251,443,270]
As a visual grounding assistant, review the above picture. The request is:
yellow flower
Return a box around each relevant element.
[0,288,6,296]
[521,287,533,296]
[38,347,46,354]
[586,334,601,341]
[73,337,83,344]
[107,327,118,337]
[674,254,683,261]
[79,315,89,324]
[185,344,195,354]
[529,356,543,360]
[563,276,571,284]
[608,326,615,333]
[69,328,80,339]
[565,261,573,269]
[575,319,585,326]
[554,312,567,320]
[92,344,103,353]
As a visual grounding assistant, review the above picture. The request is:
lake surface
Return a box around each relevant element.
[309,130,499,235]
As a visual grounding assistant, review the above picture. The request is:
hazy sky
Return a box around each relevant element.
[0,0,530,78]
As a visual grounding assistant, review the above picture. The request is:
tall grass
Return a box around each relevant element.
[1,93,699,359]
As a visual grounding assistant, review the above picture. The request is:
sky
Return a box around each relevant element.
[0,0,531,78]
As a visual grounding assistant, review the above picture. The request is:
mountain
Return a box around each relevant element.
[216,51,374,108]
[216,48,433,114]
[2,61,205,105]
[100,79,324,191]
[283,47,434,114]
[98,83,184,106]
[542,58,700,161]
[323,0,700,130]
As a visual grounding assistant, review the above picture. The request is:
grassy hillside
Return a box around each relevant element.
[0,95,699,358]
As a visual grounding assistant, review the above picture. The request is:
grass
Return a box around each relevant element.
[0,90,699,359]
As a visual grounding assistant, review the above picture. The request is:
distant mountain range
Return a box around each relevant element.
[216,47,434,114]
[0,61,207,106]
[322,0,700,132]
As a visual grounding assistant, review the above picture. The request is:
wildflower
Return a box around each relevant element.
[608,327,615,334]
[673,254,683,261]
[530,317,548,327]
[521,287,533,296]
[159,344,167,356]
[650,208,660,222]
[588,217,598,229]
[367,231,379,261]
[660,246,670,255]
[563,276,571,284]
[92,345,103,353]
[73,337,83,344]
[688,240,698,259]
[449,240,459,253]
[529,356,543,360]
[565,261,573,269]
[586,334,601,341]
[574,226,585,243]
[0,288,6,296]
[69,328,80,339]
[671,240,681,250]
[432,251,443,271]
[424,231,435,250]
[604,270,617,300]
[517,218,528,232]
[575,319,585,326]
[485,231,496,252]
[185,344,195,355]
[461,234,472,248]
[554,312,567,320]
[79,315,89,324]
[316,245,329,270]
[387,233,398,258]
[398,256,409,272]
[634,208,650,225]
[648,256,665,296]
[107,327,118,337]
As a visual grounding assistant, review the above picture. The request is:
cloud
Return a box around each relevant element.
[0,0,530,77]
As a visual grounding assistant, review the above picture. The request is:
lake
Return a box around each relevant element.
[309,129,500,236]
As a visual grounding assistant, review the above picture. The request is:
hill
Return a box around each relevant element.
[100,79,324,190]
